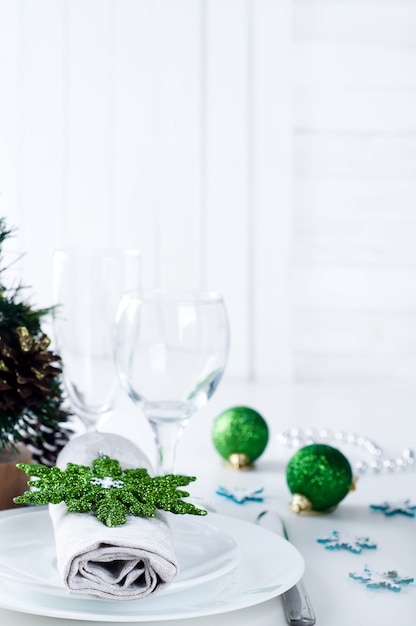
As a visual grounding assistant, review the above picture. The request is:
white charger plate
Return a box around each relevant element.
[0,507,304,621]
[0,507,241,595]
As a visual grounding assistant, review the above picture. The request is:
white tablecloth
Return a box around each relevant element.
[1,379,415,625]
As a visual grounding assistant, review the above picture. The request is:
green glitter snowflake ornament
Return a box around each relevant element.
[13,455,207,527]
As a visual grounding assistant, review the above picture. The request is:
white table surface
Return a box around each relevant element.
[1,379,415,626]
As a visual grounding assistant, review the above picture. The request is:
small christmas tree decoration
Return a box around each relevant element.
[286,443,354,513]
[212,406,269,469]
[317,531,377,554]
[0,218,71,465]
[349,567,414,592]
[14,454,207,527]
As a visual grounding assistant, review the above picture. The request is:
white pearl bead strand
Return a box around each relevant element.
[276,428,415,475]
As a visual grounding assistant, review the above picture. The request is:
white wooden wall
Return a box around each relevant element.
[0,0,415,382]
[293,0,416,381]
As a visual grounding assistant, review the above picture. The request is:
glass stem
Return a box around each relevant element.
[76,409,112,434]
[149,419,186,475]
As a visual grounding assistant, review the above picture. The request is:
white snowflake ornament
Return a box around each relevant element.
[317,531,377,554]
[370,499,416,517]
[349,567,414,592]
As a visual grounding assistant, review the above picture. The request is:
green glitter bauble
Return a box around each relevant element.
[286,443,353,512]
[212,406,269,468]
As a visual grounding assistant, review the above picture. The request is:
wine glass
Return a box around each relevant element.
[52,248,141,432]
[113,289,229,474]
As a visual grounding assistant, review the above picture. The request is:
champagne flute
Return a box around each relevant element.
[113,289,229,474]
[52,248,141,432]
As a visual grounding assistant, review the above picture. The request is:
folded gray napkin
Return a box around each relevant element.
[49,432,178,601]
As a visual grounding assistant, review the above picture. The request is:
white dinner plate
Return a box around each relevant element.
[0,507,304,621]
[0,507,241,596]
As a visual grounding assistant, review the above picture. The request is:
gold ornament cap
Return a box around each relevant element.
[227,453,252,470]
[289,493,313,514]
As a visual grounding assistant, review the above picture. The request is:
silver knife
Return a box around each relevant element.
[256,510,316,626]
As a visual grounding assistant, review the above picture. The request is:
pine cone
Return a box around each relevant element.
[0,327,62,413]
[0,324,72,452]
[16,414,72,466]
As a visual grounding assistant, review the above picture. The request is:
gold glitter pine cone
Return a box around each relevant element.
[0,326,62,414]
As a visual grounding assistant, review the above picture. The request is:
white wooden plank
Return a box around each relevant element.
[0,1,19,224]
[14,0,65,309]
[294,87,416,133]
[296,179,416,221]
[296,0,416,4]
[113,0,162,288]
[295,218,416,268]
[154,0,203,290]
[205,0,252,379]
[295,311,416,356]
[114,0,203,291]
[294,42,416,89]
[294,267,416,312]
[294,2,416,46]
[65,0,114,247]
[0,1,25,287]
[252,0,293,380]
[295,134,416,180]
[295,355,416,381]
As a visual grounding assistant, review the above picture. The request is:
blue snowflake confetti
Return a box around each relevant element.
[216,485,264,504]
[370,499,416,517]
[349,567,414,592]
[317,531,377,554]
